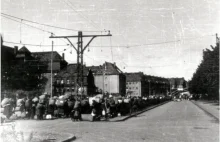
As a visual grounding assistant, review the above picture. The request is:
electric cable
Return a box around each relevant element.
[1,12,106,33]
[3,41,69,47]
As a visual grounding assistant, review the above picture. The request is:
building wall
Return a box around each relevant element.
[126,81,142,97]
[94,74,126,95]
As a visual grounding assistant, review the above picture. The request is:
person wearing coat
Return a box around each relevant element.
[73,97,81,121]
[25,95,32,119]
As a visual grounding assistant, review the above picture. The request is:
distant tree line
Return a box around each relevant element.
[188,36,219,100]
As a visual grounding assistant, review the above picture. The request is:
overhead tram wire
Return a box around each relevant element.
[62,0,108,32]
[3,41,69,47]
[1,13,106,33]
[87,34,215,48]
[2,14,71,49]
[1,15,52,34]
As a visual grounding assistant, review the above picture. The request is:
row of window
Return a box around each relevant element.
[126,82,138,85]
[56,80,73,84]
[126,87,139,90]
[55,88,75,92]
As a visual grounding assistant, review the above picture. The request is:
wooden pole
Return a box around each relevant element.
[51,40,53,98]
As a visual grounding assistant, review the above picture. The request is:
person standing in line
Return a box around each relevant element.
[25,94,32,119]
[73,97,81,121]
[32,94,38,119]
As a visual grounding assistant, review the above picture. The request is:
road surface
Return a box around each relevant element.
[6,100,219,142]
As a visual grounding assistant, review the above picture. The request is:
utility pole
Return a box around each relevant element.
[50,31,112,97]
[51,40,54,98]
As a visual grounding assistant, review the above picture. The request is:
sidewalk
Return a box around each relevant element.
[0,121,76,142]
[109,100,170,122]
[191,100,219,121]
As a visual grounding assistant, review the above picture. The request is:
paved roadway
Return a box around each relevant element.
[12,100,219,142]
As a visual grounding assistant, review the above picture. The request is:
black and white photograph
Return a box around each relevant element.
[0,0,219,141]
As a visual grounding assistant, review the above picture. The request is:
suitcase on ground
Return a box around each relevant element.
[81,114,94,121]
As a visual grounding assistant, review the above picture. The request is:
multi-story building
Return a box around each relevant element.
[125,72,147,97]
[89,62,126,96]
[53,64,96,96]
[144,75,170,96]
[169,78,187,91]
[32,52,68,73]
[125,72,170,97]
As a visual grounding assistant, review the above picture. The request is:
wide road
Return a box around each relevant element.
[14,100,219,142]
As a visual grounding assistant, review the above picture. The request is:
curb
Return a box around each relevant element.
[191,100,219,122]
[61,135,76,142]
[110,100,170,122]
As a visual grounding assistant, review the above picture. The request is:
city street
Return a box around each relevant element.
[10,100,219,142]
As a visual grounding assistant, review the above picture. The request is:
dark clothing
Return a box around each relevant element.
[36,103,45,120]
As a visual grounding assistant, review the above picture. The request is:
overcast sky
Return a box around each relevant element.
[1,0,220,80]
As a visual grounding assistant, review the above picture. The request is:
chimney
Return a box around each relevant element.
[14,46,18,55]
[113,62,116,67]
[62,53,65,60]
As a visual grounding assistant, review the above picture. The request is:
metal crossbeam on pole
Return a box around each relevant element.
[50,31,112,96]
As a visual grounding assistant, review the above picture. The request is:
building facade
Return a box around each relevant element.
[125,72,170,97]
[53,64,96,96]
[169,78,187,91]
[89,62,126,96]
[125,72,145,97]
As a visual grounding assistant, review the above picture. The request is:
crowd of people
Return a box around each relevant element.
[1,91,170,122]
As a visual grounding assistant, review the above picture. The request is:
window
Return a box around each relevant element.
[61,80,64,84]
[136,87,138,89]
[67,80,70,84]
[56,80,60,84]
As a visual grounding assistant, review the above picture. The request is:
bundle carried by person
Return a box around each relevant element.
[32,97,39,103]
[56,95,65,107]
[124,98,130,103]
[89,95,102,106]
[39,93,47,104]
[63,93,71,100]
[16,99,24,107]
[15,98,24,111]
[1,98,11,107]
[49,97,56,105]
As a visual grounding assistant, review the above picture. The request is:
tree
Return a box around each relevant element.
[1,57,48,92]
[189,36,219,100]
